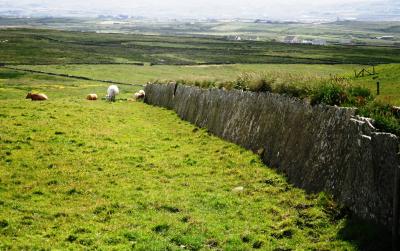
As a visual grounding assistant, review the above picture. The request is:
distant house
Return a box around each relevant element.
[247,36,260,41]
[301,40,313,45]
[283,36,300,44]
[225,35,243,41]
[376,36,394,40]
[312,39,327,46]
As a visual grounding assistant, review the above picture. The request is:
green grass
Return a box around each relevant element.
[1,28,400,65]
[349,64,400,105]
[0,68,369,250]
[0,25,396,250]
[14,63,400,105]
[14,63,363,84]
[2,18,400,46]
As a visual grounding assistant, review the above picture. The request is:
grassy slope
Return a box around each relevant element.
[349,64,400,105]
[0,69,361,250]
[15,63,363,83]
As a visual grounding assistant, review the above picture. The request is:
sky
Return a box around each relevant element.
[0,0,398,20]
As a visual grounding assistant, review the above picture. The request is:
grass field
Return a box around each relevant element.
[1,28,400,65]
[0,28,398,105]
[0,66,389,250]
[14,63,363,83]
[351,64,400,105]
[1,18,400,46]
[12,63,400,105]
[0,27,398,249]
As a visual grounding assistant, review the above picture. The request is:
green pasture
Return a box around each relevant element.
[13,63,400,105]
[1,18,399,46]
[1,28,400,65]
[0,26,398,249]
[0,68,387,250]
[14,63,362,84]
[350,64,400,105]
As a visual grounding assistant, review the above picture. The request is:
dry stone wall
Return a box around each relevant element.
[144,83,399,229]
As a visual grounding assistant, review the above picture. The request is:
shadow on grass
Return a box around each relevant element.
[0,71,26,79]
[338,215,393,251]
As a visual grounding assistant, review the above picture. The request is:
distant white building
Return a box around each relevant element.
[225,35,243,41]
[301,40,313,45]
[312,39,327,46]
[283,36,326,46]
[376,36,394,40]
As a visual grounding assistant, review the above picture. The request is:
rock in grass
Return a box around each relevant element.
[0,219,9,228]
[232,186,244,193]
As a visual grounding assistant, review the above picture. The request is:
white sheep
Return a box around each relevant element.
[86,94,98,100]
[106,85,119,102]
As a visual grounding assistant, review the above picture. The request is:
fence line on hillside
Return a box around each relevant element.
[354,66,376,78]
[1,65,145,87]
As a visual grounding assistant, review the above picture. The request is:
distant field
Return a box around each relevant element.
[0,67,378,250]
[1,18,400,46]
[13,63,400,105]
[195,21,400,46]
[1,28,400,65]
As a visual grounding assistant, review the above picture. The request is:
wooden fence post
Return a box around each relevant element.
[377,82,380,95]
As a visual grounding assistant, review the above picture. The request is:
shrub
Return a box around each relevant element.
[274,84,310,98]
[372,115,400,136]
[347,86,373,106]
[232,73,273,92]
[219,81,234,90]
[348,86,372,99]
[357,101,400,136]
[200,80,216,88]
[248,75,273,93]
[311,83,348,106]
[233,73,252,91]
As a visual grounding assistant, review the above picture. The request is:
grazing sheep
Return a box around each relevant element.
[86,94,98,100]
[26,92,48,101]
[134,90,145,100]
[106,85,119,102]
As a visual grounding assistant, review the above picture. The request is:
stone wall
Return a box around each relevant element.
[144,83,400,229]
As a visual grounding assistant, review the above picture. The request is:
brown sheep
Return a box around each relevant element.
[86,94,98,100]
[133,90,145,100]
[26,92,48,101]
